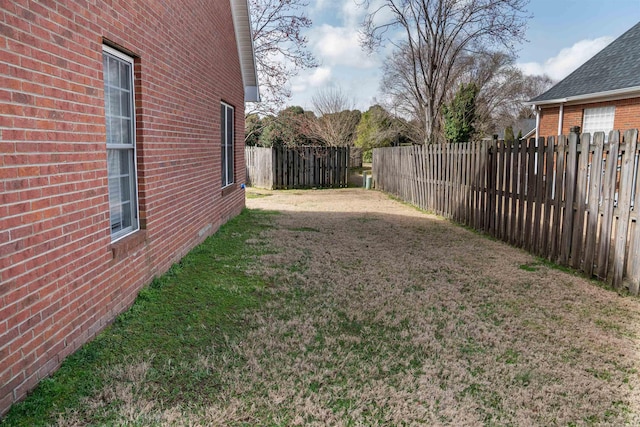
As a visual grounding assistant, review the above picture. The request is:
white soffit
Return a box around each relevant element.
[229,0,260,102]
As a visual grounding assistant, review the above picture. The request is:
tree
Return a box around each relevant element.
[442,83,478,143]
[504,125,515,142]
[355,105,393,151]
[245,114,263,146]
[306,87,362,147]
[260,106,312,147]
[361,0,530,143]
[469,54,554,135]
[247,0,318,115]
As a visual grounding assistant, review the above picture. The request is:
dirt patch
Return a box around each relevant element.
[243,187,640,425]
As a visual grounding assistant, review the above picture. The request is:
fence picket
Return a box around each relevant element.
[525,138,536,250]
[583,133,605,276]
[597,131,620,279]
[533,137,545,254]
[612,130,638,288]
[570,134,591,269]
[626,137,640,295]
[560,132,578,264]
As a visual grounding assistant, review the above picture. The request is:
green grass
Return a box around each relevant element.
[1,209,277,426]
[245,189,273,199]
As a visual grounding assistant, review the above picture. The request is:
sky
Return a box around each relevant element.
[284,0,640,112]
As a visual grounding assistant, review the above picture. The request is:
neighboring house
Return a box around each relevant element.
[0,0,258,415]
[529,21,640,139]
[494,118,536,140]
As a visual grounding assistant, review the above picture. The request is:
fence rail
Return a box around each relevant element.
[246,146,350,189]
[373,130,640,294]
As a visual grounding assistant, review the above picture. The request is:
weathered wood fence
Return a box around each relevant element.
[246,146,350,189]
[373,130,640,294]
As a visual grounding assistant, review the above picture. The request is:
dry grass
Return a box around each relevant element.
[57,188,640,425]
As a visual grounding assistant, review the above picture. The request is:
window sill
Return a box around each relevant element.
[221,183,237,197]
[110,229,146,261]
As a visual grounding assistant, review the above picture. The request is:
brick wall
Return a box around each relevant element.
[537,97,640,137]
[0,0,247,415]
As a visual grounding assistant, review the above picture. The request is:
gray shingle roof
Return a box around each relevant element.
[530,21,640,103]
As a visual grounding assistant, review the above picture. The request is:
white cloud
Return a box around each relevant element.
[310,24,378,68]
[342,0,364,26]
[308,67,333,86]
[518,36,613,81]
[290,66,333,96]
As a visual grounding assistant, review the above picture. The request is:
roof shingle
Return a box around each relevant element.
[530,21,640,103]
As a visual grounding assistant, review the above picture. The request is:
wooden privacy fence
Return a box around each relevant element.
[245,146,274,189]
[245,146,350,189]
[373,130,640,294]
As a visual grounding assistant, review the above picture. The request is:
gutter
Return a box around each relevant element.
[525,85,640,107]
[558,103,564,136]
[532,106,540,140]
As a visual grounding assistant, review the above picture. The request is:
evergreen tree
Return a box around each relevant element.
[442,83,478,143]
[504,125,515,142]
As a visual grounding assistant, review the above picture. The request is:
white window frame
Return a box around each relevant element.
[582,106,615,142]
[221,102,235,188]
[103,45,139,242]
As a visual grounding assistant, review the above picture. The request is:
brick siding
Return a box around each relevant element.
[537,97,640,137]
[0,0,247,415]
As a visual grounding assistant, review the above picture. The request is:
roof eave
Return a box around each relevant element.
[526,85,640,107]
[229,0,260,103]
[521,128,536,140]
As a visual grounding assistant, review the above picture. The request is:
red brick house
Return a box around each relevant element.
[0,0,258,415]
[529,21,640,138]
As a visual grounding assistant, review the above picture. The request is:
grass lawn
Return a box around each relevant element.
[2,209,277,426]
[3,188,640,426]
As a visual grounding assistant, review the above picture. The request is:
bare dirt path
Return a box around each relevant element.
[243,187,640,425]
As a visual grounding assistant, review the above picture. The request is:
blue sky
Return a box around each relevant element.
[285,0,640,112]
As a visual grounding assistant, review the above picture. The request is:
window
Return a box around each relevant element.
[221,103,234,187]
[103,45,139,241]
[583,106,615,141]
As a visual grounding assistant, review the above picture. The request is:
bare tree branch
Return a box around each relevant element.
[305,87,361,147]
[246,0,318,117]
[361,0,530,143]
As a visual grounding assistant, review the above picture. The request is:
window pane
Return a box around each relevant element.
[120,176,131,201]
[108,149,134,232]
[119,61,130,91]
[108,88,121,116]
[109,117,122,144]
[121,118,131,145]
[105,56,119,87]
[227,144,233,184]
[108,175,122,231]
[121,201,132,229]
[108,149,122,175]
[120,89,131,117]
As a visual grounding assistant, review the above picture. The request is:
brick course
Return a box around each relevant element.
[1,0,247,415]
